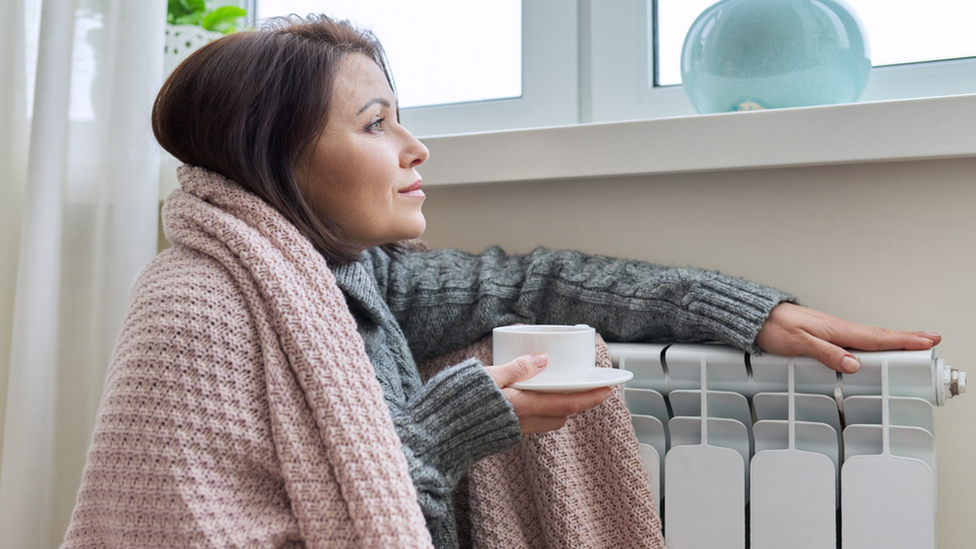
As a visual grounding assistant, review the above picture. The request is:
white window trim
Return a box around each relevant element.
[247,0,976,134]
[415,93,976,187]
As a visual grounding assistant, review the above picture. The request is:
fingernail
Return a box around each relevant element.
[921,332,941,341]
[841,355,860,374]
[532,353,548,368]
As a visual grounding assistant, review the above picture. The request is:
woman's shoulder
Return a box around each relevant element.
[111,244,262,385]
[125,244,254,329]
[136,244,240,292]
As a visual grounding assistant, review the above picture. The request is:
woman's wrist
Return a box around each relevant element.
[394,358,523,484]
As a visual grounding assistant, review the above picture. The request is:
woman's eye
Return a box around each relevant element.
[364,117,386,133]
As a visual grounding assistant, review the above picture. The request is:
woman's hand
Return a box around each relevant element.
[755,303,942,374]
[484,353,611,434]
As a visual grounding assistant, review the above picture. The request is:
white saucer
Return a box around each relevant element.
[510,368,634,393]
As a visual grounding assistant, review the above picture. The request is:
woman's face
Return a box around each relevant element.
[299,53,429,251]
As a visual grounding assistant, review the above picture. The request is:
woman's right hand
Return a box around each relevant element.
[484,353,612,434]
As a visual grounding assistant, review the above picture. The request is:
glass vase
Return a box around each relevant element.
[680,0,871,114]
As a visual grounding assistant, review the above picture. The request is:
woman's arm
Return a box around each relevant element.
[364,246,794,361]
[388,358,523,534]
[367,247,941,373]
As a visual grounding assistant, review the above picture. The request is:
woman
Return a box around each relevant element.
[62,15,940,549]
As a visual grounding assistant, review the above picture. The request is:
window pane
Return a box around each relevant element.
[256,0,522,109]
[657,0,976,86]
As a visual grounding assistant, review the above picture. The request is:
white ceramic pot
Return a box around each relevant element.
[164,24,225,75]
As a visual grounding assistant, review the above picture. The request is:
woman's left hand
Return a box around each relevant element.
[484,353,612,434]
[755,302,941,374]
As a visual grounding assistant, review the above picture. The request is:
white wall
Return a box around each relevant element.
[419,156,976,549]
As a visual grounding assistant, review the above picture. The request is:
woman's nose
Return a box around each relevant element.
[401,128,429,168]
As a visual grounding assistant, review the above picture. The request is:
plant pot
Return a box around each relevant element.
[165,24,225,75]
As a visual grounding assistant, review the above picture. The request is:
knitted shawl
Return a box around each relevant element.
[63,166,665,549]
[422,338,666,549]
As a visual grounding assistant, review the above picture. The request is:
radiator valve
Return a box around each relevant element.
[951,368,966,396]
[939,358,967,405]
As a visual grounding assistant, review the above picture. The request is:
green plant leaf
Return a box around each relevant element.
[181,0,207,14]
[167,0,184,19]
[168,0,246,35]
[168,0,206,21]
[173,13,205,26]
[202,6,247,34]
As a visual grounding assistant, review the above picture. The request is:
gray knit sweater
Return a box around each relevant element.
[332,245,795,548]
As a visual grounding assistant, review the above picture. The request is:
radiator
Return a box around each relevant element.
[607,343,967,549]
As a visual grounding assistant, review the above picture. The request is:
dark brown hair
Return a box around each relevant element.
[152,14,396,262]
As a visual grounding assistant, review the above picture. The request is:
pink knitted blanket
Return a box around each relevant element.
[63,167,664,548]
[421,338,665,549]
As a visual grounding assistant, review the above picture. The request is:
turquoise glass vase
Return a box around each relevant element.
[680,0,871,114]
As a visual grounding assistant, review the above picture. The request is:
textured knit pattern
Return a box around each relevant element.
[63,167,433,548]
[359,246,796,362]
[340,242,793,547]
[331,258,524,547]
[387,359,522,546]
[63,164,793,548]
[421,335,667,549]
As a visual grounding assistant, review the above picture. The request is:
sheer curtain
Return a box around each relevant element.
[0,1,165,547]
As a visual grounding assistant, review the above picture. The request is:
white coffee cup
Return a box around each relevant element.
[492,324,596,384]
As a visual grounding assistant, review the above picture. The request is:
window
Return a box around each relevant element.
[250,0,976,135]
[253,0,576,137]
[255,0,521,109]
[588,1,976,124]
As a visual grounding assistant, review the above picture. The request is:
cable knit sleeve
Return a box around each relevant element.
[365,246,797,362]
[390,358,523,530]
[332,258,522,546]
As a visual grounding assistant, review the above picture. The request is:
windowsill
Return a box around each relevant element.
[157,93,976,200]
[417,93,976,187]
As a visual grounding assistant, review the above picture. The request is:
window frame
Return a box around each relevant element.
[249,0,976,133]
[398,0,577,137]
[585,0,976,124]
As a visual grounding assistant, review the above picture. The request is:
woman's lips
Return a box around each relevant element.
[399,180,424,197]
